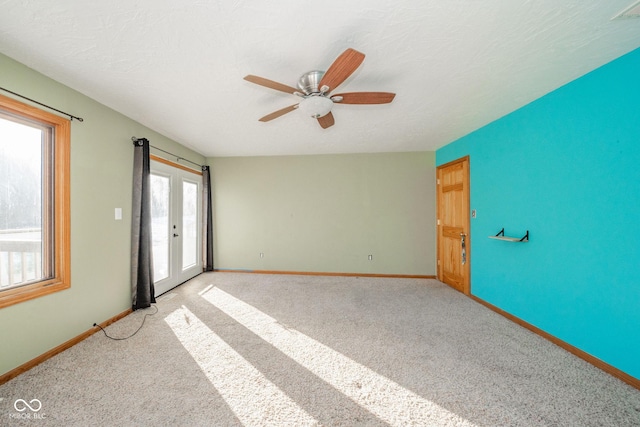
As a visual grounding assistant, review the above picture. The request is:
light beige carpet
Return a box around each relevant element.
[1,273,639,426]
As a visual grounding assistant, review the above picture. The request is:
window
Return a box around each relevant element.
[0,94,70,309]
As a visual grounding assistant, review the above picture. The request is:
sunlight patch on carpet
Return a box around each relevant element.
[201,287,476,427]
[165,305,319,426]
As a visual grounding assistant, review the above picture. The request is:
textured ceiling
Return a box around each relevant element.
[1,1,639,157]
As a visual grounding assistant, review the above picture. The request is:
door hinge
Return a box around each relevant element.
[437,219,441,225]
[437,259,441,265]
[437,179,441,185]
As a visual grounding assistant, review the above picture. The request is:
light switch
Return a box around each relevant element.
[115,208,122,220]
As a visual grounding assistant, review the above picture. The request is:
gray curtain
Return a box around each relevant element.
[131,138,156,310]
[202,165,214,271]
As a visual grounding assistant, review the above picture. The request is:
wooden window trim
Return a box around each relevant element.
[0,94,71,309]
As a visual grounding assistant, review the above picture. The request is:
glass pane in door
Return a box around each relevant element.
[182,181,197,269]
[151,174,170,281]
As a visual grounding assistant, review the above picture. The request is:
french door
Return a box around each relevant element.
[150,159,202,295]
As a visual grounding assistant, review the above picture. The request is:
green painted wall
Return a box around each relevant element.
[209,153,436,276]
[0,53,204,376]
[0,52,436,377]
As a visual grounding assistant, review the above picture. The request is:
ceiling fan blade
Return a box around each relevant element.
[244,75,300,95]
[318,48,365,93]
[259,104,299,122]
[317,112,335,129]
[332,92,396,104]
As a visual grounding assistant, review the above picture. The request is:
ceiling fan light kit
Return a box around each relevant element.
[244,48,395,128]
[298,95,334,118]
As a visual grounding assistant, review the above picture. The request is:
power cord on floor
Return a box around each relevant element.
[93,305,158,340]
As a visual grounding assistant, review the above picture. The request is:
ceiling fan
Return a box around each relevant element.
[244,48,395,129]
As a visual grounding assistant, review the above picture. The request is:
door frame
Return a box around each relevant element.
[150,155,203,295]
[436,155,471,295]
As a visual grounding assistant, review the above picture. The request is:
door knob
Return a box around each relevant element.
[173,233,179,237]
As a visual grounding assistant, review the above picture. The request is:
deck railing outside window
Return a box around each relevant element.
[0,229,43,290]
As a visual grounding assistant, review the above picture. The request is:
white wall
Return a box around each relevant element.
[210,152,436,276]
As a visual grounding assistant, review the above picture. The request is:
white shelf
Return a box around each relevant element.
[489,228,529,242]
[488,235,527,242]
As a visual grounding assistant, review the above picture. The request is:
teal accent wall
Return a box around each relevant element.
[436,47,640,379]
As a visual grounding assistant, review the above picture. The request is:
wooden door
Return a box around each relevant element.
[437,156,470,294]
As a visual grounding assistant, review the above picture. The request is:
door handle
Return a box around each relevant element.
[460,233,467,265]
[173,233,179,238]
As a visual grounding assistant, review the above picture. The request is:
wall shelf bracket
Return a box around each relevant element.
[489,228,529,242]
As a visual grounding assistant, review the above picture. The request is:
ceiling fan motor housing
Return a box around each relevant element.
[297,70,325,95]
[297,70,334,118]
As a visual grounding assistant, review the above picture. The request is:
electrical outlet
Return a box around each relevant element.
[471,209,476,218]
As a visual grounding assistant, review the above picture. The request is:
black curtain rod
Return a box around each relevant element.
[0,86,84,122]
[131,137,205,170]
